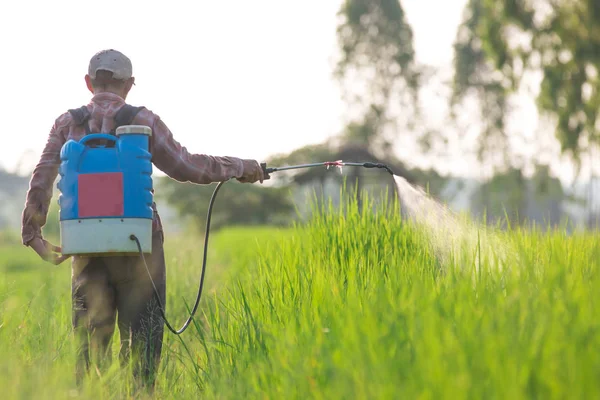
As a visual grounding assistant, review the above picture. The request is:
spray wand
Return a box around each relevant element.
[261,161,395,177]
[132,160,396,335]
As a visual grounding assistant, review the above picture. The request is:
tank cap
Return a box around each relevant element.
[116,125,152,136]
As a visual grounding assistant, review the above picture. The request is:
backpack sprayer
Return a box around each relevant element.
[57,125,395,335]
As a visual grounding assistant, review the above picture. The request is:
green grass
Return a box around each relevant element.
[0,192,598,399]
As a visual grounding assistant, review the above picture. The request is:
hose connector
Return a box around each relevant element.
[363,162,395,175]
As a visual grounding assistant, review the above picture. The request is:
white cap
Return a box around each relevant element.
[116,125,152,136]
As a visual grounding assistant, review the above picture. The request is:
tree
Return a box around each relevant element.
[335,0,422,156]
[471,162,570,228]
[451,0,513,172]
[332,0,425,208]
[155,178,295,233]
[452,0,600,171]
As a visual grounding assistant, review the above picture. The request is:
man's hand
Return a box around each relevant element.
[237,160,267,184]
[29,238,69,265]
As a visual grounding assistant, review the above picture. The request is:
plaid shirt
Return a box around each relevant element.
[21,92,252,246]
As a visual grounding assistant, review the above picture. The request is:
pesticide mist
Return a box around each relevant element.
[392,174,510,272]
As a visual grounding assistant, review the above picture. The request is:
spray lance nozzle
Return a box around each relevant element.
[260,160,395,178]
[361,162,395,175]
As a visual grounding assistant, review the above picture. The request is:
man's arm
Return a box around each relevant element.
[21,118,66,246]
[150,116,264,184]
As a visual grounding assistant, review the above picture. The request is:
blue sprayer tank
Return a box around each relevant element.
[57,125,153,256]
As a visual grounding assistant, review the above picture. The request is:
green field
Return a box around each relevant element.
[0,194,599,399]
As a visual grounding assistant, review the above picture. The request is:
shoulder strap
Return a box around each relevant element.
[67,106,92,134]
[67,104,145,135]
[112,104,145,134]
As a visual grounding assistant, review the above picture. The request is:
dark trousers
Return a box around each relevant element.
[71,231,166,388]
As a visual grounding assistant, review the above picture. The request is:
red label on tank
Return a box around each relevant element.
[78,172,124,217]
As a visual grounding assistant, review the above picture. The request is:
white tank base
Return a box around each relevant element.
[60,218,153,256]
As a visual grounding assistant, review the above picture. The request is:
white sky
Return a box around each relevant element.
[2,0,589,186]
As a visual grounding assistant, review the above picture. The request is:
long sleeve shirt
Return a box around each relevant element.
[21,92,254,246]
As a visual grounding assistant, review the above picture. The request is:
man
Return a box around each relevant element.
[20,49,266,388]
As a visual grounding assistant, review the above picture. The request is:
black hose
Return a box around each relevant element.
[130,180,227,335]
